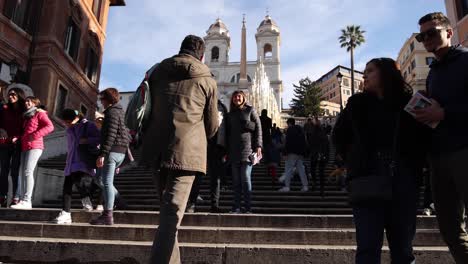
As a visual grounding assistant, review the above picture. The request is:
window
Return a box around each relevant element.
[404,71,408,79]
[211,46,219,62]
[456,0,468,20]
[410,41,415,52]
[3,0,32,32]
[64,18,81,61]
[85,48,99,83]
[54,85,68,117]
[264,43,273,58]
[411,59,416,71]
[426,57,435,65]
[92,0,102,22]
[230,73,252,83]
[80,104,88,117]
[343,78,350,87]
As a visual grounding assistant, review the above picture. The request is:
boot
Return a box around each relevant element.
[0,196,7,208]
[90,210,114,225]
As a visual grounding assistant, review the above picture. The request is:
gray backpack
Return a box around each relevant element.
[124,64,158,146]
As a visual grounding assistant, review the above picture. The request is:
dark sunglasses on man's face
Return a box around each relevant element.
[415,27,445,43]
[8,93,17,97]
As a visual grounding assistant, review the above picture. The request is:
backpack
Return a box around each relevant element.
[124,64,158,147]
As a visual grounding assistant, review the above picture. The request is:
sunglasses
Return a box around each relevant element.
[8,93,17,97]
[415,27,445,43]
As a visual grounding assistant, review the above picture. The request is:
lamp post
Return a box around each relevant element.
[9,59,19,84]
[336,72,344,112]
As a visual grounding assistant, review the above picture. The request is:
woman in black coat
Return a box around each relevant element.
[333,58,429,264]
[226,90,262,213]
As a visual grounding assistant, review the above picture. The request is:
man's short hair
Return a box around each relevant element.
[287,118,295,125]
[418,12,452,28]
[99,88,120,105]
[179,35,205,60]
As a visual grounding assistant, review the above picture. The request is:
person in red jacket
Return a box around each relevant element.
[0,88,25,207]
[11,96,54,210]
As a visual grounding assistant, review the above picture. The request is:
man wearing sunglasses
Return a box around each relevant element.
[414,12,468,264]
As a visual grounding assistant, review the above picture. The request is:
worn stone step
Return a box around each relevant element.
[36,202,355,214]
[0,236,454,264]
[0,209,439,228]
[0,220,446,246]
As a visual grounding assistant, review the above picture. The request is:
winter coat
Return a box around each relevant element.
[333,92,429,180]
[285,125,306,156]
[0,103,24,145]
[21,110,54,151]
[140,53,219,173]
[209,100,228,149]
[226,105,263,163]
[100,103,130,156]
[64,119,101,177]
[426,45,468,154]
[260,115,272,147]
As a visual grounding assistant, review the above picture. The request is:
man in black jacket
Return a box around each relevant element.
[278,118,309,192]
[414,12,468,263]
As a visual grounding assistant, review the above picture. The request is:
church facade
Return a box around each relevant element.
[203,15,283,117]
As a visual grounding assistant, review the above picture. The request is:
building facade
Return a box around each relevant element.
[315,65,364,110]
[397,33,435,92]
[0,0,124,122]
[204,16,283,114]
[445,0,468,46]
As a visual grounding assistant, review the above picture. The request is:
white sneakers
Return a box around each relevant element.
[95,204,104,212]
[53,210,72,224]
[278,175,286,183]
[81,197,93,211]
[10,200,32,210]
[278,186,309,192]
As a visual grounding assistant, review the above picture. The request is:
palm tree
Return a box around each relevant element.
[339,25,366,95]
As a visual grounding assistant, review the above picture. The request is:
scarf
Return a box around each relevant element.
[23,107,37,119]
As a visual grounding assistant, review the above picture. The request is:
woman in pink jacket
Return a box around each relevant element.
[11,96,54,210]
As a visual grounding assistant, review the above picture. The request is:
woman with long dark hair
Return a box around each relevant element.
[333,58,428,263]
[11,96,53,209]
[0,88,26,207]
[226,91,262,213]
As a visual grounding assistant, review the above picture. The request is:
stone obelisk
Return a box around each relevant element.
[239,14,249,91]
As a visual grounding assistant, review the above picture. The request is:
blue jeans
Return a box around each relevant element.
[16,149,43,202]
[102,152,125,210]
[353,164,418,264]
[231,162,253,211]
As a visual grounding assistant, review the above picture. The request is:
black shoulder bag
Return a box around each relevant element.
[348,112,401,205]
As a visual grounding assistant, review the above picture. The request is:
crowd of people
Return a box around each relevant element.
[0,11,466,264]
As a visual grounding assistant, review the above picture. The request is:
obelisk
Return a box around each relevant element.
[239,14,249,90]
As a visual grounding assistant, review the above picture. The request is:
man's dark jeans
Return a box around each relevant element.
[208,145,226,209]
[352,164,418,264]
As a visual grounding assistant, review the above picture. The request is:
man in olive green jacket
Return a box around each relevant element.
[143,35,218,264]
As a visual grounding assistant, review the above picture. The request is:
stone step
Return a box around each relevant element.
[0,236,454,264]
[0,209,439,228]
[65,193,352,202]
[0,220,446,246]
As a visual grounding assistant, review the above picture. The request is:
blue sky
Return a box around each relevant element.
[100,0,446,107]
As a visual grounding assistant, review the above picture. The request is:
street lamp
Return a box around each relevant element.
[336,72,344,112]
[9,59,19,83]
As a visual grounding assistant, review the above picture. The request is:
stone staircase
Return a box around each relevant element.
[0,209,454,263]
[36,143,352,214]
[0,144,454,263]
